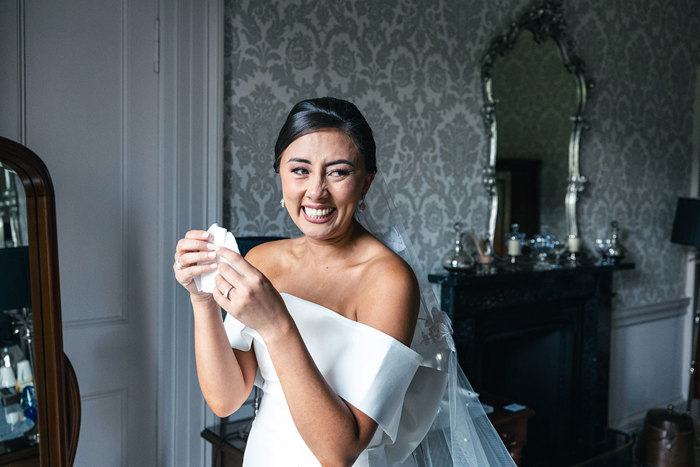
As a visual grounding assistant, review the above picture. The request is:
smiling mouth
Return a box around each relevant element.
[302,206,336,221]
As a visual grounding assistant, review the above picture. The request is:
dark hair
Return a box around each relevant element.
[273,97,377,174]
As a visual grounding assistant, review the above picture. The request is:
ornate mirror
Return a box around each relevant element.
[0,137,79,466]
[480,0,593,258]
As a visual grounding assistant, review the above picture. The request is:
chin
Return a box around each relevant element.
[295,218,352,242]
[299,225,338,241]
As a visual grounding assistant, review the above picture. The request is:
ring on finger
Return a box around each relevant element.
[175,257,184,270]
[223,285,233,299]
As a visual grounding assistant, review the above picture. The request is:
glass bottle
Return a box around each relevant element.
[442,222,474,272]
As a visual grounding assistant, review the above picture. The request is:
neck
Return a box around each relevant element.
[301,219,369,264]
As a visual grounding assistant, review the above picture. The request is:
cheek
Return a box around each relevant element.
[280,175,303,195]
[334,181,363,203]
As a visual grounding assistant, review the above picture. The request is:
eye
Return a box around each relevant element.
[328,168,351,177]
[291,167,309,175]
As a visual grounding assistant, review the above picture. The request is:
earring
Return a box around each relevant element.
[280,198,285,208]
[358,198,367,212]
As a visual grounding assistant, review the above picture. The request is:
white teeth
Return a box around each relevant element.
[304,207,333,218]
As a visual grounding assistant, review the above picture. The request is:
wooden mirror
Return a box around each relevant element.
[0,136,79,466]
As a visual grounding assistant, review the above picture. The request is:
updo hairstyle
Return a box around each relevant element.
[273,97,377,174]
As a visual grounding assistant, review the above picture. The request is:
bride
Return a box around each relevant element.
[173,97,514,466]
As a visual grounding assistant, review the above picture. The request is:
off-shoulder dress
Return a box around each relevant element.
[223,293,446,467]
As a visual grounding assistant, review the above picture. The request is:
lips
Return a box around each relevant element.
[301,206,337,223]
[304,207,333,218]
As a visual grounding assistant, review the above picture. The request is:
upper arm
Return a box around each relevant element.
[344,257,420,451]
[356,257,420,347]
[232,346,258,406]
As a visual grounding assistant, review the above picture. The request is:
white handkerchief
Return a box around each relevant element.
[194,223,240,293]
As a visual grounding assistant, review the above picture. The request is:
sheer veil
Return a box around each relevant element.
[355,174,515,466]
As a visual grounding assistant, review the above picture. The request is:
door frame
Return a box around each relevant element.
[157,0,224,464]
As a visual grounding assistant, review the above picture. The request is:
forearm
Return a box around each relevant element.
[265,320,370,466]
[192,298,251,417]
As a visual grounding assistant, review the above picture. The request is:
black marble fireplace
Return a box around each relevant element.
[429,262,633,466]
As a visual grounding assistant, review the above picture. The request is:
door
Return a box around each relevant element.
[22,1,159,464]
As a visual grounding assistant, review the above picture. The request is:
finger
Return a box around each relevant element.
[178,250,217,268]
[214,273,232,294]
[216,247,258,276]
[217,261,246,288]
[211,283,230,307]
[174,261,217,276]
[176,238,216,256]
[185,230,211,240]
[174,263,217,284]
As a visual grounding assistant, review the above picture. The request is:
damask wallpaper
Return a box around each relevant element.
[223,0,700,309]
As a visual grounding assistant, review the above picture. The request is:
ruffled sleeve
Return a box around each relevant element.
[323,324,422,442]
[279,294,424,444]
[223,313,258,351]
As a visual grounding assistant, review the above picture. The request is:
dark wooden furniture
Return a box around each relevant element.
[201,418,250,467]
[0,445,39,467]
[0,137,81,466]
[482,394,535,466]
[429,261,633,466]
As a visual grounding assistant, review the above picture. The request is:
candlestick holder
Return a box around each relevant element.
[564,235,581,266]
[565,250,578,267]
[506,224,525,266]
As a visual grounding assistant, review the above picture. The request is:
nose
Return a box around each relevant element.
[308,172,327,199]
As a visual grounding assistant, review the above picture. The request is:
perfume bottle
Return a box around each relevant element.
[442,222,474,272]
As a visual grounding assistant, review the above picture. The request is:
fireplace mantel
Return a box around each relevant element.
[429,263,634,466]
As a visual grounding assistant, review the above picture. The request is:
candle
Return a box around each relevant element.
[507,238,521,256]
[568,235,581,253]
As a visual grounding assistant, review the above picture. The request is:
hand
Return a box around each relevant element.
[212,247,290,339]
[173,230,219,302]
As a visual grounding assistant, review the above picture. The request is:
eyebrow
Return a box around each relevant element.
[287,158,355,167]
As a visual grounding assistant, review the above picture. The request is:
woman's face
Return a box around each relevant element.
[279,129,374,242]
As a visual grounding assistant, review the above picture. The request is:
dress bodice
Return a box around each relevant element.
[223,293,445,467]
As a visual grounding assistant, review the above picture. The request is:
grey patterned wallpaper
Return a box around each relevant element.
[223,0,700,308]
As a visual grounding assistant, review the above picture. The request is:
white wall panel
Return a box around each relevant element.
[25,0,126,324]
[0,0,19,141]
[75,390,127,467]
[609,298,689,429]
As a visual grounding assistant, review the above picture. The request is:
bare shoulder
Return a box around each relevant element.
[244,238,297,279]
[356,241,420,347]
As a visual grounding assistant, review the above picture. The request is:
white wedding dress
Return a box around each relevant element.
[223,293,447,467]
[218,174,515,466]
